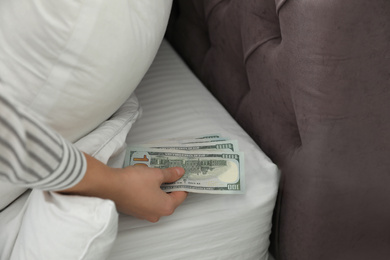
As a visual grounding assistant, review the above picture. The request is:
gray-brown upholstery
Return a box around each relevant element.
[166,1,390,259]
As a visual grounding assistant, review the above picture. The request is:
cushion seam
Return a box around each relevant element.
[244,35,281,64]
[276,0,289,16]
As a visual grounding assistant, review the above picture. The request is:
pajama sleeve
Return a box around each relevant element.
[0,93,86,191]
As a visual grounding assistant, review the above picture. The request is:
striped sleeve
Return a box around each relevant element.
[0,93,86,191]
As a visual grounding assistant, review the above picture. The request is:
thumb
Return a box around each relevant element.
[160,167,185,184]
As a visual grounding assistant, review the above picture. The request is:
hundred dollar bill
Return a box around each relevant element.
[159,133,223,141]
[135,140,239,152]
[124,148,245,194]
[144,134,228,145]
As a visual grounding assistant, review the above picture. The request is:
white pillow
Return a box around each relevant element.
[0,0,172,142]
[9,93,142,259]
[10,190,118,260]
[0,191,30,260]
[0,0,172,229]
[0,183,26,211]
[74,93,142,165]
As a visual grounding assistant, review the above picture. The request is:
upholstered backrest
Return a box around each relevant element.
[167,1,390,259]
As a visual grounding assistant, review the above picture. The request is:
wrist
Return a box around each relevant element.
[58,153,119,198]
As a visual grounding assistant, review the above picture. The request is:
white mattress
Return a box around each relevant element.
[108,40,280,260]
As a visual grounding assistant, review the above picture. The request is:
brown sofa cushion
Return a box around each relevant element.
[167,0,390,259]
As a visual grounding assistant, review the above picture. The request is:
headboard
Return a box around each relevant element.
[166,0,390,259]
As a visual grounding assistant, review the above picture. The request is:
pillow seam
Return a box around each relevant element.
[79,203,116,260]
[91,106,140,158]
[28,0,104,115]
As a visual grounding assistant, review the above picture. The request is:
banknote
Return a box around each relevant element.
[144,134,229,145]
[154,133,223,141]
[135,140,239,152]
[124,148,245,194]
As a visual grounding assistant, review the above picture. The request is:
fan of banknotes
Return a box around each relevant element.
[123,134,245,194]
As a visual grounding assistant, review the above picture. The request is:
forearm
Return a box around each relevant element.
[58,153,120,199]
[0,86,187,223]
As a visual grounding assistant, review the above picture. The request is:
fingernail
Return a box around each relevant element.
[176,167,184,176]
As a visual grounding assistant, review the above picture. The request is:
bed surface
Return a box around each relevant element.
[0,40,279,260]
[107,40,279,259]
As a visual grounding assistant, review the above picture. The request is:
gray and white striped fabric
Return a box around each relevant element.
[0,93,86,192]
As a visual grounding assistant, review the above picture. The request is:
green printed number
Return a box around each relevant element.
[227,184,239,190]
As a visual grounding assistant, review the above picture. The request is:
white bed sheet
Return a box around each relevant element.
[108,40,280,260]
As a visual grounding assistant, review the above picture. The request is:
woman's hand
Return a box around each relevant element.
[59,153,188,222]
[111,165,188,222]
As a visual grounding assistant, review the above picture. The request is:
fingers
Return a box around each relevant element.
[139,191,187,223]
[160,167,185,184]
[158,167,187,213]
[120,166,187,223]
[154,168,187,220]
[155,191,188,220]
[168,191,188,209]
